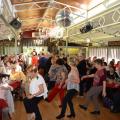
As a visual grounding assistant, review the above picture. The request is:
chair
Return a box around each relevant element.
[10,80,24,100]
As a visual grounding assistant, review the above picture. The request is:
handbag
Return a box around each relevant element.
[103,96,113,108]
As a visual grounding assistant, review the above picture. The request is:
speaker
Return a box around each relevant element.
[10,18,21,29]
[80,23,93,33]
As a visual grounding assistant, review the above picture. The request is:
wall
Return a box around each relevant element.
[59,46,86,56]
[88,46,120,63]
[0,45,22,55]
[23,46,48,56]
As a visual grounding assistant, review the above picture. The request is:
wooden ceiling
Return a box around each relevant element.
[11,0,92,31]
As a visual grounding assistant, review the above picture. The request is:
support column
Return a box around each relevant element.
[3,41,5,55]
[107,46,109,63]
[65,37,68,57]
[14,38,17,55]
[65,28,68,57]
[86,46,89,58]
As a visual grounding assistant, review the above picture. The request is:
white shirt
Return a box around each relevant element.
[29,74,48,98]
[16,64,22,72]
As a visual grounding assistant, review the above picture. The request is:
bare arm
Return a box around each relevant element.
[60,72,66,85]
[87,74,95,78]
[102,81,106,97]
[58,71,67,88]
[81,74,94,80]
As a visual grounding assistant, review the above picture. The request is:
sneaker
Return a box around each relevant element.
[90,111,100,115]
[59,105,62,108]
[79,105,87,110]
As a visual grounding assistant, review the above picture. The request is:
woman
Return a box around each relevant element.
[47,58,68,107]
[56,57,80,119]
[10,64,26,100]
[10,64,26,82]
[0,75,14,119]
[4,61,11,75]
[47,57,57,90]
[106,66,119,82]
[23,65,48,120]
[79,59,106,115]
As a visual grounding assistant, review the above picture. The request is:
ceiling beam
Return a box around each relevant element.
[54,1,86,11]
[13,6,59,13]
[13,0,86,12]
[70,32,120,41]
[21,17,55,22]
[37,1,54,30]
[13,1,48,7]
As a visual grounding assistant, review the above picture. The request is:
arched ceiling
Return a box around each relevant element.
[10,0,92,31]
[6,0,120,45]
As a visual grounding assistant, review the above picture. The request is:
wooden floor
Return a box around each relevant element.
[14,97,120,120]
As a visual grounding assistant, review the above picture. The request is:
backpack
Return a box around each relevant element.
[103,96,113,108]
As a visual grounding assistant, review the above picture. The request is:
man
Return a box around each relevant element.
[77,53,87,97]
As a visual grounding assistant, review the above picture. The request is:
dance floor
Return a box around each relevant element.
[14,97,120,120]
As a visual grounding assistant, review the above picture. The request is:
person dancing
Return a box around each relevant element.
[79,59,106,115]
[56,57,80,119]
[47,58,68,107]
[23,65,48,120]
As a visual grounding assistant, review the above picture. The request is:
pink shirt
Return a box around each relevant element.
[68,66,80,83]
[67,66,80,91]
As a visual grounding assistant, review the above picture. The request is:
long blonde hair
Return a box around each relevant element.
[69,57,76,66]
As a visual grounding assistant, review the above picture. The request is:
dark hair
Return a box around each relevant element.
[94,59,103,66]
[0,74,10,83]
[63,57,67,62]
[103,62,107,66]
[41,53,44,55]
[109,61,114,66]
[56,58,64,65]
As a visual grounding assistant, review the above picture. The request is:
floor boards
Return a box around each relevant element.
[14,97,120,120]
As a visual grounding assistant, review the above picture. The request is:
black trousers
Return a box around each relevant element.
[61,89,77,115]
[79,78,93,96]
[79,80,85,96]
[23,97,43,120]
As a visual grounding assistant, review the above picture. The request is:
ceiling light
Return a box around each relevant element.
[86,38,91,43]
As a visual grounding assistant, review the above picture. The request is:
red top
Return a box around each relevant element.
[32,56,38,66]
[93,69,106,86]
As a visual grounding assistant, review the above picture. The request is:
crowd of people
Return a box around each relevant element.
[0,49,120,120]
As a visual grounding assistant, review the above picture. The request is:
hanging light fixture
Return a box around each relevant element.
[55,7,73,27]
